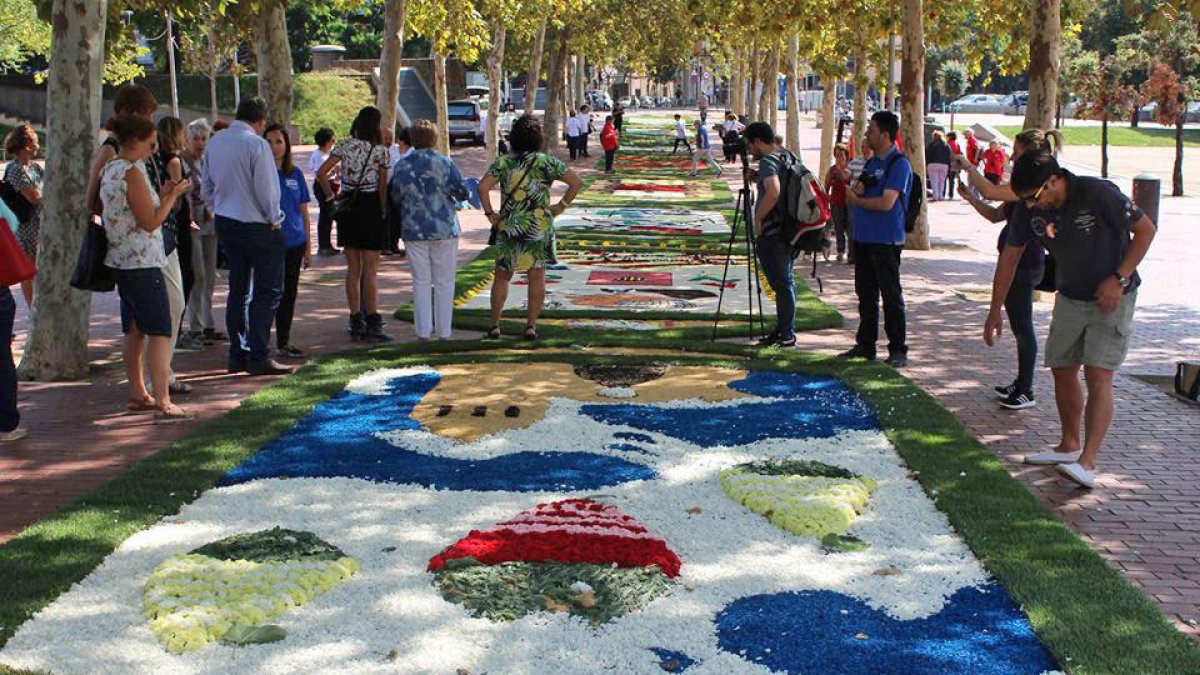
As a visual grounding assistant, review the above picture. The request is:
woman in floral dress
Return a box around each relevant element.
[477,115,582,340]
[3,124,43,307]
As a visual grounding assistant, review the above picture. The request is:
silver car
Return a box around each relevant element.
[447,99,484,145]
[949,94,1006,114]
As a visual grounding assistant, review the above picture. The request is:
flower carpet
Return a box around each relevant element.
[555,207,729,238]
[580,178,718,204]
[0,360,1062,674]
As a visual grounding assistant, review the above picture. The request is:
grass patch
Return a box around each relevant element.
[994,125,1200,148]
[291,71,376,142]
[0,342,1197,673]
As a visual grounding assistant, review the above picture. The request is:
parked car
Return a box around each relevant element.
[617,97,633,109]
[1139,101,1200,123]
[639,95,654,108]
[586,90,613,110]
[949,94,1006,113]
[447,99,485,145]
[654,96,671,107]
[1002,92,1028,115]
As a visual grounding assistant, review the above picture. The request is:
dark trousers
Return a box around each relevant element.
[217,216,285,366]
[176,217,194,318]
[1006,265,1044,394]
[568,135,580,160]
[580,133,590,157]
[314,182,335,250]
[947,171,958,199]
[0,287,17,432]
[756,233,796,340]
[853,243,907,356]
[831,204,849,255]
[672,137,692,155]
[604,149,616,172]
[276,245,305,348]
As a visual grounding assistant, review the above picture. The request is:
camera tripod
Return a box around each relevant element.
[711,148,767,342]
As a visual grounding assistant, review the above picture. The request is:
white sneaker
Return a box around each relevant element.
[1023,449,1082,465]
[0,427,28,443]
[1056,462,1095,489]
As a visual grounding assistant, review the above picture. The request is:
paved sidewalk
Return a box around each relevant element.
[3,123,1198,644]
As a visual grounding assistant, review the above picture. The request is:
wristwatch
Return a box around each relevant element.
[1112,272,1131,288]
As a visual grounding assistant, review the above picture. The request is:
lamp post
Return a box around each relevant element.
[165,10,179,117]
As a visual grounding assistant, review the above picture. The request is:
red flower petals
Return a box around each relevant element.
[428,499,681,577]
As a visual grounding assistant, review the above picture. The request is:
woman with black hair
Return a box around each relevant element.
[476,115,583,340]
[316,106,392,342]
[265,124,312,358]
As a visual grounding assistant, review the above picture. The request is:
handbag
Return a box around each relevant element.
[0,179,34,224]
[70,219,116,292]
[331,145,379,222]
[1175,362,1200,402]
[0,219,35,287]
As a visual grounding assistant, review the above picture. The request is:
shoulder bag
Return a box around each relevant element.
[332,144,380,222]
[0,218,35,287]
[70,218,116,292]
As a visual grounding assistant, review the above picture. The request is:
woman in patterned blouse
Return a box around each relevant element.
[476,115,582,340]
[3,124,43,307]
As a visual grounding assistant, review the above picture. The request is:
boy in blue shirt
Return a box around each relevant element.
[844,110,912,367]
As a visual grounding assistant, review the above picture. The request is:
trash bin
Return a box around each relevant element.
[1132,173,1160,226]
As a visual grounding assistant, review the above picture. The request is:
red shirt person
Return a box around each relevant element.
[600,116,620,173]
[964,129,981,167]
[982,140,1008,184]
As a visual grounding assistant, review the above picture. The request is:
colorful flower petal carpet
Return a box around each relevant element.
[0,362,1062,674]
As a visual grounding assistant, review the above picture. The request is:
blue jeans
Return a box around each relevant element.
[217,216,285,366]
[0,286,18,432]
[756,233,796,340]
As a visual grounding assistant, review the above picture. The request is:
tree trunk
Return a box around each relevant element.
[1023,0,1061,131]
[886,31,896,112]
[543,30,567,151]
[901,0,929,250]
[785,34,800,155]
[485,27,506,163]
[853,47,868,157]
[1173,115,1184,196]
[433,52,450,155]
[525,19,546,114]
[766,46,781,131]
[1101,113,1108,178]
[376,0,407,133]
[574,53,585,109]
[747,40,760,121]
[729,49,744,115]
[255,2,294,127]
[20,0,107,381]
[819,78,837,178]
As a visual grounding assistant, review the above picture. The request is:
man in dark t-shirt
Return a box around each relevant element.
[987,152,1156,489]
[744,121,796,347]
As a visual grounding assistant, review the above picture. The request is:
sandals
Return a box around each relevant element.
[155,403,194,424]
[522,325,539,341]
[485,324,502,339]
[126,395,157,412]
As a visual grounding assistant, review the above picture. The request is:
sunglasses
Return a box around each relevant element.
[1022,180,1049,206]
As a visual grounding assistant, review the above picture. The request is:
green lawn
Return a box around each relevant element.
[1,341,1197,673]
[994,124,1200,147]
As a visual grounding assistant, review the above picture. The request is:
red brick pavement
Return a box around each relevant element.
[2,133,1198,644]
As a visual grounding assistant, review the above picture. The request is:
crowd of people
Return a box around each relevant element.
[0,87,1160,491]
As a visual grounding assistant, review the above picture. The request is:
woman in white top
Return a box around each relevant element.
[99,116,191,422]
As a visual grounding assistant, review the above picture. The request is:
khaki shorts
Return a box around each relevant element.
[1044,291,1137,371]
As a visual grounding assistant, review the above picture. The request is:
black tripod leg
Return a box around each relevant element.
[710,188,745,341]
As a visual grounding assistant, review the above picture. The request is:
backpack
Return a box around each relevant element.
[769,150,832,253]
[881,151,921,233]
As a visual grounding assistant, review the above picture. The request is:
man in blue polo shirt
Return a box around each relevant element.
[988,151,1156,488]
[843,110,912,367]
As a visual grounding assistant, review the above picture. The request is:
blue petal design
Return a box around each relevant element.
[614,432,656,444]
[714,585,1057,675]
[220,372,655,491]
[581,372,876,445]
[647,647,698,672]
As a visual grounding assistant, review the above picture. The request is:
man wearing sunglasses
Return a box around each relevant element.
[985,151,1157,488]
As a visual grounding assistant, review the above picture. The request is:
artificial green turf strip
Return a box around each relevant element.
[2,341,1198,673]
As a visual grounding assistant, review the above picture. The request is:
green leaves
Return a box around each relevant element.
[191,527,347,563]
